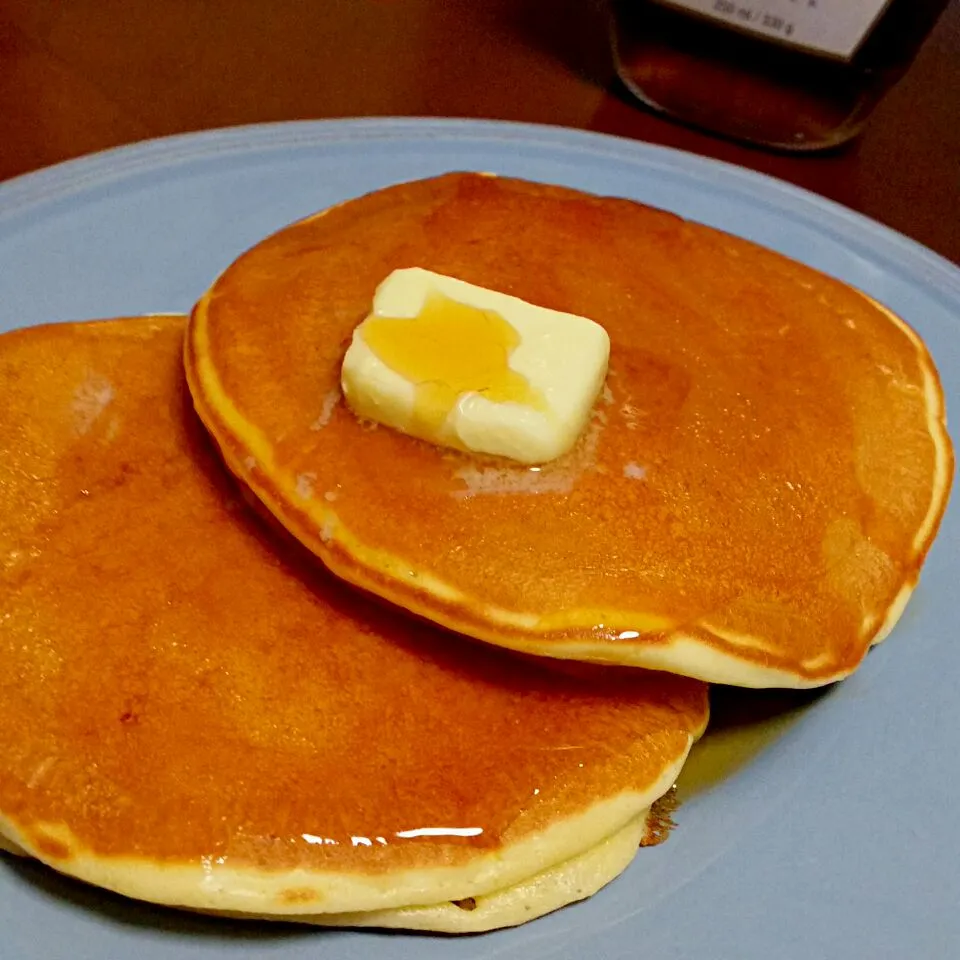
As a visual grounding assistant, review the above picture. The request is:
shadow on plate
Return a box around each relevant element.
[676,683,835,801]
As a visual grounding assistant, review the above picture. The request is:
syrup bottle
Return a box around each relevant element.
[610,0,952,151]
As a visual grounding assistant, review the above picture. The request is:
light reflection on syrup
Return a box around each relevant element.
[298,826,485,848]
[675,685,829,801]
[351,836,388,848]
[301,833,339,846]
[395,826,484,839]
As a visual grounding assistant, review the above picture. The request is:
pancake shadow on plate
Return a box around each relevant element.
[676,684,835,802]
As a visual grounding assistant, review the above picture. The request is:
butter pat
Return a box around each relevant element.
[340,268,610,464]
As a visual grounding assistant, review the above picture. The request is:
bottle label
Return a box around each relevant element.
[655,0,891,58]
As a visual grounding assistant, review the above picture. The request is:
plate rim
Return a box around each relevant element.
[0,116,957,302]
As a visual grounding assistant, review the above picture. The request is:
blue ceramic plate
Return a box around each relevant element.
[1,119,957,960]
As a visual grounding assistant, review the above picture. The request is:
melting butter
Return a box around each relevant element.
[340,268,610,464]
[360,291,546,438]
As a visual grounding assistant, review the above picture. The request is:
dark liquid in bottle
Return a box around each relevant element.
[611,0,951,151]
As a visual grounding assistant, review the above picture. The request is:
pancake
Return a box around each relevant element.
[201,811,651,933]
[0,316,708,930]
[0,808,651,934]
[186,172,953,688]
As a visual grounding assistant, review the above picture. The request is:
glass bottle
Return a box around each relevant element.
[610,0,952,151]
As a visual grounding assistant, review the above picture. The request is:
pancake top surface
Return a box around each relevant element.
[0,316,707,911]
[187,173,953,687]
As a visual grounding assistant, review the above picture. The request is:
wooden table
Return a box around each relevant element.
[1,0,957,263]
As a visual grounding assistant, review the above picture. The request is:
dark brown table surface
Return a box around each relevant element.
[1,0,957,263]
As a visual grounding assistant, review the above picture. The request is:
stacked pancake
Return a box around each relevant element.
[188,173,953,688]
[0,174,952,933]
[0,317,707,931]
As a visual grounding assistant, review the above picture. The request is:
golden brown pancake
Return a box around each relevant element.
[186,173,953,688]
[0,316,708,929]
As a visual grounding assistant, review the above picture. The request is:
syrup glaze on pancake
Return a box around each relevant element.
[187,173,953,688]
[0,317,707,920]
